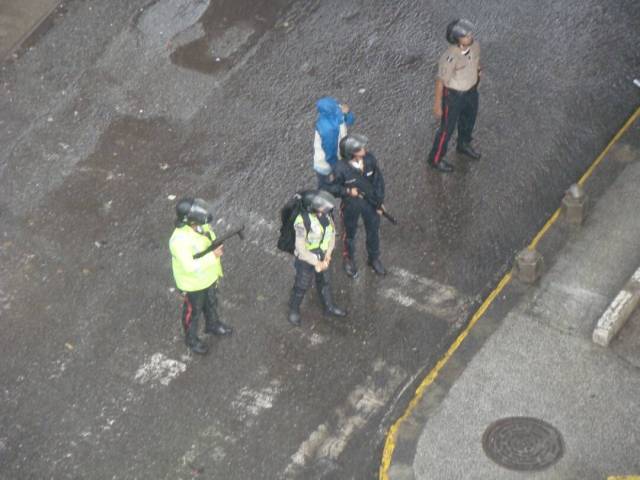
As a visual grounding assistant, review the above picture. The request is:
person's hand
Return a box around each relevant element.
[376,209,383,216]
[213,245,224,257]
[340,103,350,114]
[348,187,359,198]
[433,103,443,118]
[317,258,330,272]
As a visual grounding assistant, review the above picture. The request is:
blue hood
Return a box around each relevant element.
[315,97,354,168]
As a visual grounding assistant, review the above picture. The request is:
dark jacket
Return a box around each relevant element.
[327,153,385,208]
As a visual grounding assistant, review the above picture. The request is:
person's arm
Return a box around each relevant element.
[476,43,482,82]
[313,130,329,172]
[434,51,453,117]
[326,218,336,257]
[323,165,350,198]
[340,104,355,126]
[337,123,348,160]
[433,78,444,118]
[371,155,385,206]
[343,111,355,126]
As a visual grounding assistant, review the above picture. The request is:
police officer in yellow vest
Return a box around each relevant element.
[288,190,347,326]
[169,197,232,355]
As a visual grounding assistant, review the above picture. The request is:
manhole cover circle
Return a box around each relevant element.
[482,417,564,471]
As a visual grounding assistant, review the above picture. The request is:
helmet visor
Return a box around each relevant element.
[189,198,213,224]
[305,190,337,214]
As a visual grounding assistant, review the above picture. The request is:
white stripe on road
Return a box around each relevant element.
[380,267,472,320]
[134,353,188,386]
[284,359,405,478]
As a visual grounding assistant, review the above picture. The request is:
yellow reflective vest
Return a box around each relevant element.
[294,213,334,252]
[169,224,223,292]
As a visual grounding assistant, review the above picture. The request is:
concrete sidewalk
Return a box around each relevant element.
[387,117,640,479]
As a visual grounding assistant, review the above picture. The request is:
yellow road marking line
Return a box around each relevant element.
[379,105,640,479]
[607,477,640,480]
[579,108,640,187]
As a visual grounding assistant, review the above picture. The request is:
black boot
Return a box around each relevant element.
[288,288,305,326]
[456,143,481,160]
[186,336,208,355]
[319,286,347,317]
[343,258,359,278]
[428,159,454,173]
[368,258,386,276]
[205,321,233,336]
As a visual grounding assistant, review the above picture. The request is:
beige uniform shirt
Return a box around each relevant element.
[436,42,481,92]
[294,214,335,266]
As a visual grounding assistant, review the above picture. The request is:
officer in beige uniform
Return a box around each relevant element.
[288,190,347,326]
[427,19,482,173]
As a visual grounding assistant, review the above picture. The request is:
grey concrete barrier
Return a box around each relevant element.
[592,267,640,347]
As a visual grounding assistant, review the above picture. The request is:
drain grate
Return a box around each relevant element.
[482,417,564,471]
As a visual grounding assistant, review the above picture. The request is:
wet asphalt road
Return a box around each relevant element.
[1,0,639,479]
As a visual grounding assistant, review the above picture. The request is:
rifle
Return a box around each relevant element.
[347,167,397,225]
[193,225,245,259]
[376,203,398,225]
[354,188,398,225]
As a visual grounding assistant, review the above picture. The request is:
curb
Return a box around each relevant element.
[593,267,640,347]
[379,105,640,479]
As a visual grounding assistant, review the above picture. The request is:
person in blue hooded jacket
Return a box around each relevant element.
[313,97,355,189]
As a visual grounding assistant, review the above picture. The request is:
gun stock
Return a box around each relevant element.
[380,206,397,225]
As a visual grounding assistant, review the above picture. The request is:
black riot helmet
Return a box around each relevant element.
[446,19,475,45]
[175,197,213,227]
[303,190,337,214]
[340,134,368,161]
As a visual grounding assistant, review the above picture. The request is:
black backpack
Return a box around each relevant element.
[277,191,312,254]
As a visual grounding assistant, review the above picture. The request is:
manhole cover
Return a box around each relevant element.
[482,417,564,471]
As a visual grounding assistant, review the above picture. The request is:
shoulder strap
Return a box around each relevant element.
[301,211,311,241]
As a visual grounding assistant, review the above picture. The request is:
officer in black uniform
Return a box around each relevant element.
[427,19,482,173]
[327,134,386,278]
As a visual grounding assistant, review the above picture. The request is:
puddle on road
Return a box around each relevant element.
[42,116,183,240]
[168,0,294,74]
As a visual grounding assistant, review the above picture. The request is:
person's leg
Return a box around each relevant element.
[427,88,462,171]
[203,283,232,335]
[288,259,314,325]
[362,203,385,275]
[315,269,346,317]
[182,290,208,354]
[341,201,360,278]
[456,88,481,159]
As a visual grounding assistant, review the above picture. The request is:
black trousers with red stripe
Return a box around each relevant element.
[427,86,479,165]
[181,283,219,345]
